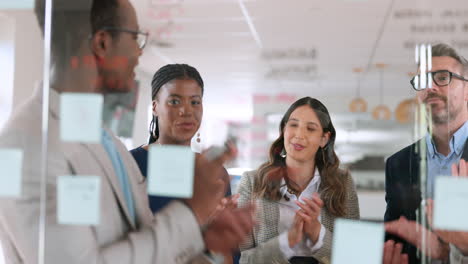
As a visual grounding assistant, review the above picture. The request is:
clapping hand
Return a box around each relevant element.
[295,193,323,244]
[288,213,304,248]
[185,143,237,226]
[382,240,408,264]
[216,194,240,212]
[385,216,449,260]
[203,204,255,255]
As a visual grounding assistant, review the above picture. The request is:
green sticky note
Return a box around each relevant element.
[57,176,101,226]
[60,93,103,143]
[0,148,23,197]
[434,176,468,231]
[147,145,195,198]
[0,0,34,9]
[332,219,384,264]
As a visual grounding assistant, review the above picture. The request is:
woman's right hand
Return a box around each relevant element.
[295,193,323,244]
[382,240,408,264]
[288,213,304,248]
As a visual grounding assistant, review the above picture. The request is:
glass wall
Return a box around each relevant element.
[0,0,467,263]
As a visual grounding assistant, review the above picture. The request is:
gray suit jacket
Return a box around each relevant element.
[238,170,360,264]
[0,88,207,264]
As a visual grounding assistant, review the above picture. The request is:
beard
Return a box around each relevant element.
[425,95,462,125]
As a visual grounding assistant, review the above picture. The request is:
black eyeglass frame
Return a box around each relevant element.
[99,26,149,49]
[410,70,468,91]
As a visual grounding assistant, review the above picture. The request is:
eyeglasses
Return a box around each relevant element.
[101,27,149,49]
[410,70,468,91]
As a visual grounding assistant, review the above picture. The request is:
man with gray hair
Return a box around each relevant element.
[384,43,468,263]
[0,0,254,263]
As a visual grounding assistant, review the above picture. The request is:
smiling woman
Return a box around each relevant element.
[129,64,235,263]
[129,63,232,210]
[238,97,360,264]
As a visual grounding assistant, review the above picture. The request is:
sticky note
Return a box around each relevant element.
[60,93,103,143]
[57,176,101,225]
[332,219,384,264]
[147,145,194,198]
[0,0,33,9]
[0,149,23,197]
[434,176,468,231]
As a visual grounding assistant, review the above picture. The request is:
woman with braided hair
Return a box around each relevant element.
[130,64,237,264]
[130,63,233,212]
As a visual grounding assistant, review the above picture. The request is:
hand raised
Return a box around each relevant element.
[426,199,468,255]
[385,216,449,260]
[216,194,240,212]
[185,145,237,225]
[451,159,468,177]
[203,205,255,255]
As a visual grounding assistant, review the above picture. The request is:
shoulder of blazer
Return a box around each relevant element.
[342,169,355,187]
[461,138,468,160]
[237,170,258,199]
[387,140,421,164]
[241,170,258,187]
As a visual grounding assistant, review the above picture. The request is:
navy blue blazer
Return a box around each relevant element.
[384,138,468,263]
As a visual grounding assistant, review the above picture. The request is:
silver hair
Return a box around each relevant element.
[431,43,468,75]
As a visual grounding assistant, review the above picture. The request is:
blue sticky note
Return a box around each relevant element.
[57,176,101,226]
[0,0,33,9]
[60,93,103,143]
[332,219,384,264]
[147,145,195,198]
[434,177,468,231]
[0,149,23,197]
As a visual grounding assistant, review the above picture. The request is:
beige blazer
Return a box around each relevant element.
[238,170,360,264]
[0,88,207,264]
[450,244,468,264]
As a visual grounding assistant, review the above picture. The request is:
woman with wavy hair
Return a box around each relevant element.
[238,97,360,264]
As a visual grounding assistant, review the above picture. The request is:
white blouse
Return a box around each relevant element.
[277,169,326,259]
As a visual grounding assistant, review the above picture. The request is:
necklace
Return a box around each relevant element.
[285,180,301,197]
[286,186,300,196]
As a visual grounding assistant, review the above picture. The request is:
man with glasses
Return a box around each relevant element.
[0,0,254,263]
[384,43,468,263]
